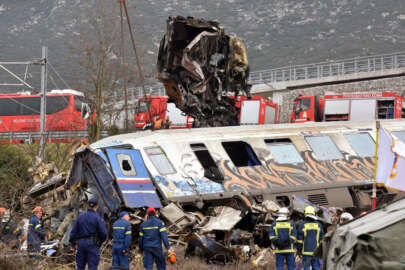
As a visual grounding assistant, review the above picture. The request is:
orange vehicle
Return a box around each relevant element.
[134,95,280,129]
[291,92,405,123]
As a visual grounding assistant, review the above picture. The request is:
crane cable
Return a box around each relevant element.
[118,0,153,129]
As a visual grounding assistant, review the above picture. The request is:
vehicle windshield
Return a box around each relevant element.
[297,98,311,111]
[136,101,149,113]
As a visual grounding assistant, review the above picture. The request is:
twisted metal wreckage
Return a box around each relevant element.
[16,120,403,266]
[157,16,251,127]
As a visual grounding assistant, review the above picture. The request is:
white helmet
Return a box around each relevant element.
[340,212,354,224]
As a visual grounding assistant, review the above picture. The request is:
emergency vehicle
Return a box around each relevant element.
[134,95,280,129]
[291,92,405,123]
[0,90,94,141]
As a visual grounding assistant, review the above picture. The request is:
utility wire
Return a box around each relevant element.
[47,60,71,89]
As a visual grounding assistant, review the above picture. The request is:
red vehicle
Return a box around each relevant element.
[291,92,405,123]
[134,96,193,129]
[134,95,280,129]
[0,89,94,135]
[235,95,280,125]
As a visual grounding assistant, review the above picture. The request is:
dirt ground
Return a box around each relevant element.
[0,245,277,270]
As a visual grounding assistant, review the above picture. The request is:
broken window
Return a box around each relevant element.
[145,147,176,175]
[222,141,261,167]
[344,133,375,157]
[305,136,343,160]
[116,154,137,176]
[191,143,224,182]
[265,138,303,164]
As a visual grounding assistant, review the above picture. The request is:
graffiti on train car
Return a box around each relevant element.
[149,147,374,199]
[221,149,374,192]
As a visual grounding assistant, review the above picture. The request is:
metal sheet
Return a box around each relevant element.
[350,99,376,121]
[240,100,260,125]
[199,207,242,232]
[166,103,187,127]
[325,99,350,115]
[106,148,161,208]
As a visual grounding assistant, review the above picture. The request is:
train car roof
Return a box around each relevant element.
[91,119,405,149]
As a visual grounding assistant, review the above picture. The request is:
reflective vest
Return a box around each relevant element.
[297,218,324,255]
[112,218,132,250]
[139,216,170,251]
[268,219,297,253]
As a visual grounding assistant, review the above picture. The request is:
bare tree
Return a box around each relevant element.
[66,0,147,140]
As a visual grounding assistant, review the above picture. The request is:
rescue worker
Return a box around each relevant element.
[139,207,171,270]
[268,207,297,270]
[27,206,45,258]
[112,211,132,269]
[297,206,324,270]
[69,197,108,270]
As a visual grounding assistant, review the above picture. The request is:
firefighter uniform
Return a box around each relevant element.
[112,211,132,269]
[27,215,45,255]
[268,208,297,270]
[297,207,324,270]
[139,212,170,270]
[69,199,108,270]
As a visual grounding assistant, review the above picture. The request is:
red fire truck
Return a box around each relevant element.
[0,89,94,134]
[134,95,280,129]
[290,92,405,123]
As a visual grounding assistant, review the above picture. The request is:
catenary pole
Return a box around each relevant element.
[39,46,48,160]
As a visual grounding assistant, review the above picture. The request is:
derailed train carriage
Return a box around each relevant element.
[67,120,403,223]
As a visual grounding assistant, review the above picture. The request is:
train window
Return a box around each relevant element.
[190,143,224,182]
[116,154,137,176]
[305,136,343,160]
[46,96,70,114]
[0,99,20,116]
[20,97,40,115]
[145,147,176,175]
[392,131,405,143]
[222,141,261,167]
[344,133,375,157]
[265,138,303,164]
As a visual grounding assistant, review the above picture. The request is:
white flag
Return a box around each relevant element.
[376,128,405,192]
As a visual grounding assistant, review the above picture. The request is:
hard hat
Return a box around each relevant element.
[88,197,98,207]
[146,207,156,215]
[32,206,43,213]
[167,250,176,264]
[340,212,354,223]
[119,211,129,218]
[277,207,289,216]
[0,208,5,215]
[304,206,316,216]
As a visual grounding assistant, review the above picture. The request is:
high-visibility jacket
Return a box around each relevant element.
[139,216,169,251]
[297,218,324,256]
[28,215,45,246]
[268,219,297,253]
[112,218,132,250]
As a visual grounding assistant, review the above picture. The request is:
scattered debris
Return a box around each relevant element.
[157,16,251,127]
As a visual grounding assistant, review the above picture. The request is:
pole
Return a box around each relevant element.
[372,121,380,210]
[120,2,129,132]
[39,46,48,160]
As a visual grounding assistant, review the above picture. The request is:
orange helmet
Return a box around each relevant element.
[167,250,176,264]
[0,208,5,215]
[32,206,43,213]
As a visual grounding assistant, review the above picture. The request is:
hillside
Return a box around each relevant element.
[1,0,405,89]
